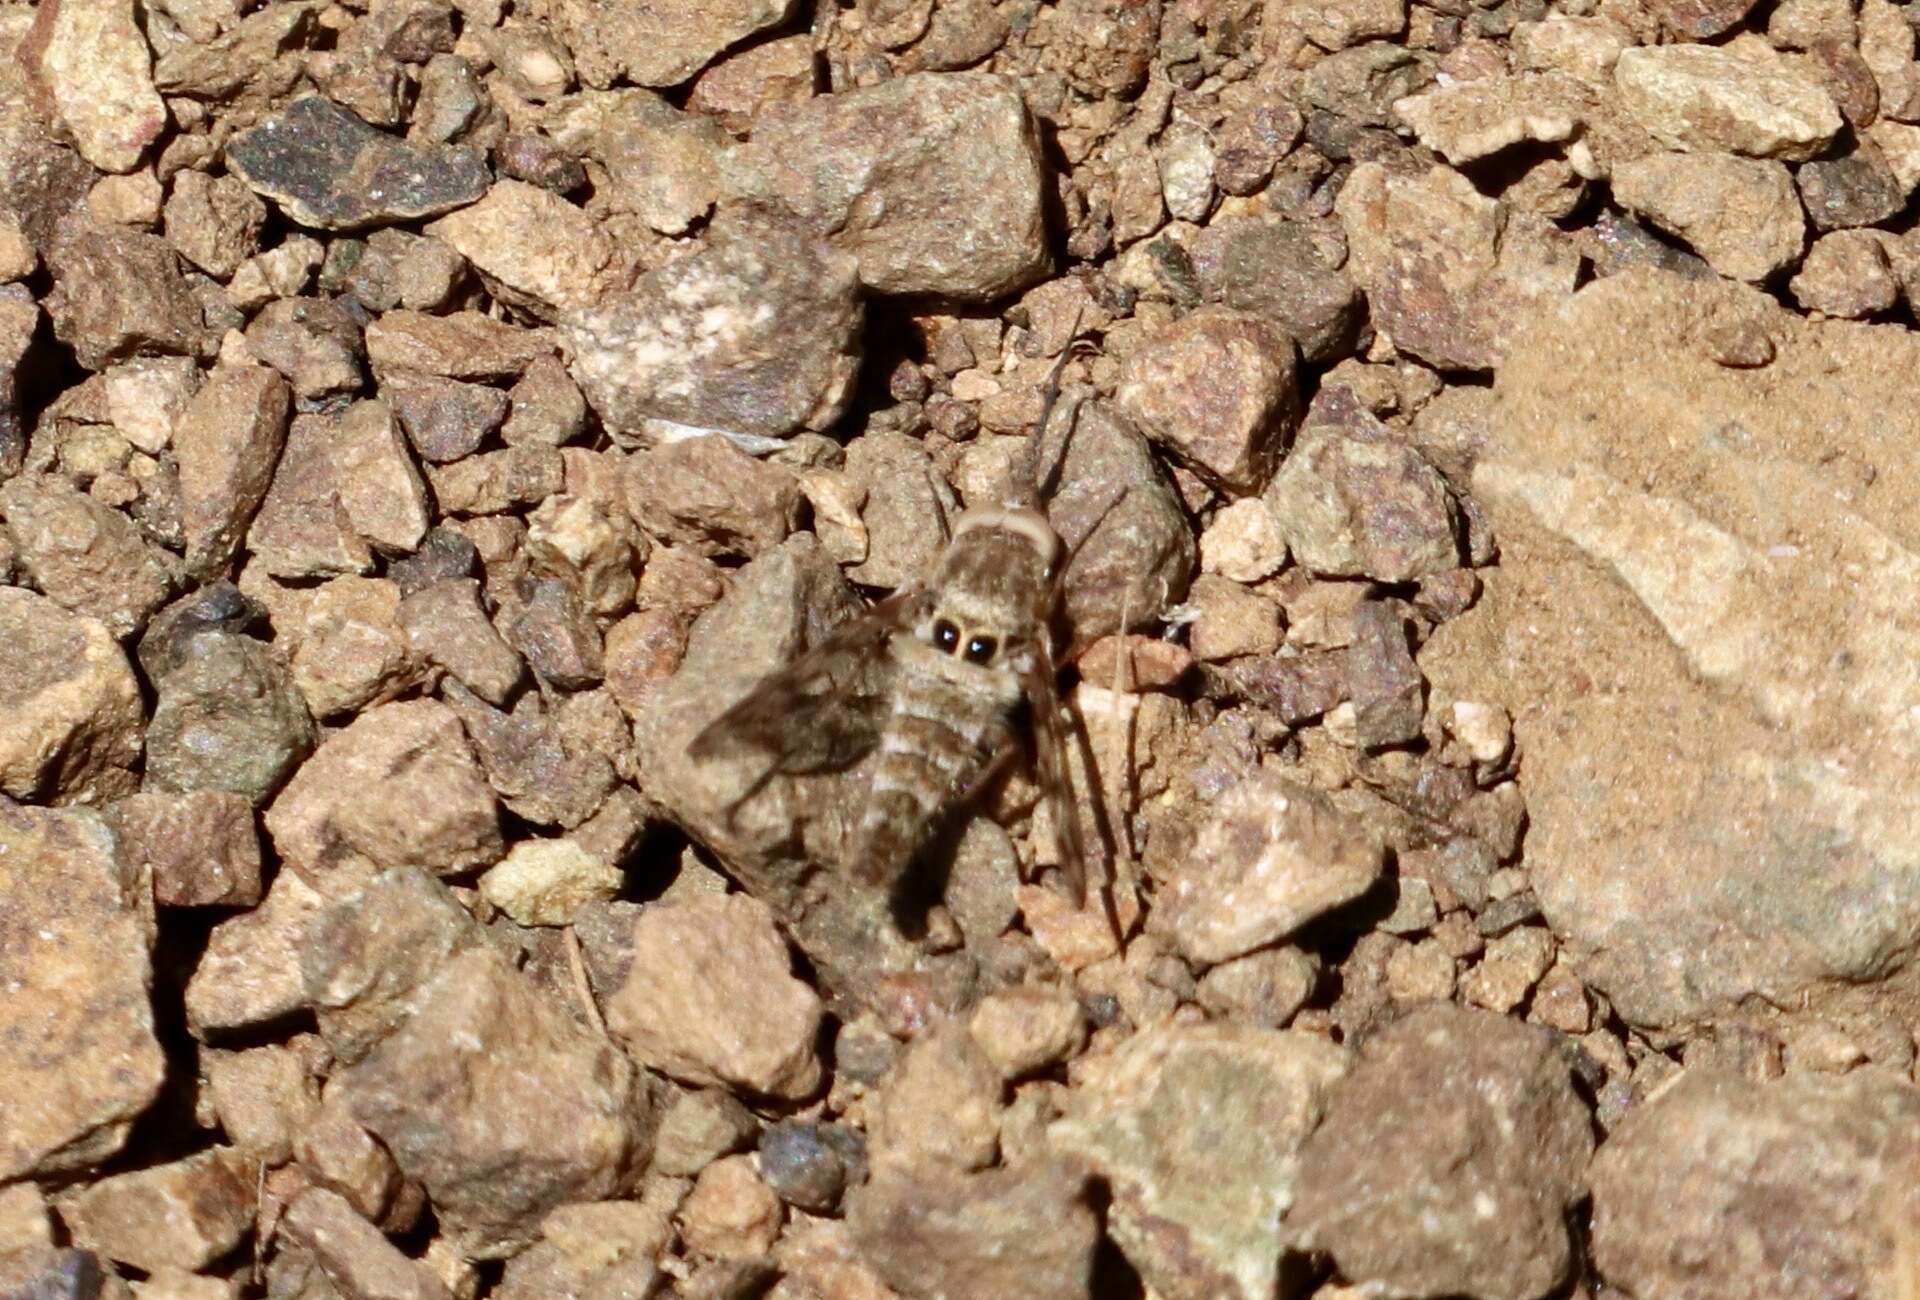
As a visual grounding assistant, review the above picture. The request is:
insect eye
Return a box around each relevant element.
[964,635,997,664]
[932,619,960,653]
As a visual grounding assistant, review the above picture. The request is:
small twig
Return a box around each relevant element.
[564,927,608,1037]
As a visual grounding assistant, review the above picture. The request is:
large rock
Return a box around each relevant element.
[1051,1023,1348,1300]
[1590,1069,1920,1300]
[1422,268,1920,1035]
[1148,771,1384,966]
[59,1149,255,1273]
[175,362,292,578]
[730,72,1050,301]
[226,96,491,230]
[564,207,861,442]
[605,892,824,1099]
[1614,40,1843,161]
[0,589,143,803]
[0,803,164,1181]
[1287,1005,1595,1300]
[1337,163,1578,372]
[1114,308,1299,495]
[338,946,651,1258]
[1,473,175,637]
[1610,152,1805,284]
[19,0,167,172]
[144,630,316,805]
[848,1161,1099,1300]
[265,698,502,878]
[42,224,207,371]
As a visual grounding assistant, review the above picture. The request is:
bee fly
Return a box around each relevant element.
[688,354,1099,924]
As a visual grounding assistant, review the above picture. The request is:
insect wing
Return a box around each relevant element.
[689,595,909,779]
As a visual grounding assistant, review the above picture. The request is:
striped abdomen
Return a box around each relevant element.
[855,662,1018,887]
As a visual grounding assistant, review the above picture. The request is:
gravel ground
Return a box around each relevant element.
[2,0,1920,1295]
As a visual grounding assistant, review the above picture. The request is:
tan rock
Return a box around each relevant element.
[426,180,615,315]
[61,1149,255,1273]
[478,837,622,926]
[1615,40,1843,160]
[340,947,650,1258]
[1150,771,1385,965]
[607,893,824,1099]
[20,0,168,172]
[265,699,502,877]
[175,362,292,577]
[0,804,164,1181]
[333,399,430,555]
[290,576,420,719]
[1114,307,1298,495]
[1,473,175,637]
[0,588,143,802]
[282,1187,451,1300]
[1610,151,1805,283]
[677,1155,782,1261]
[108,790,262,908]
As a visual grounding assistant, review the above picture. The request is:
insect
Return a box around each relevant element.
[689,353,1099,924]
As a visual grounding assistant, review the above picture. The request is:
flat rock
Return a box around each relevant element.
[1611,151,1805,284]
[1287,1005,1595,1300]
[248,410,378,578]
[554,0,800,88]
[1392,71,1585,165]
[1615,40,1843,161]
[1114,307,1299,496]
[339,946,650,1258]
[1589,1068,1920,1300]
[0,588,143,802]
[623,435,802,557]
[43,224,207,372]
[1051,1023,1349,1300]
[184,866,335,1034]
[0,803,164,1181]
[59,1149,254,1274]
[227,96,491,230]
[289,576,420,719]
[365,309,554,381]
[1337,163,1578,372]
[731,72,1049,301]
[564,207,860,442]
[332,398,430,554]
[1421,268,1920,1032]
[1149,770,1384,965]
[282,1187,450,1300]
[174,362,292,578]
[425,179,616,316]
[266,698,501,877]
[20,0,167,172]
[606,892,824,1099]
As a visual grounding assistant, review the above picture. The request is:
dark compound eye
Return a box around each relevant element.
[932,619,960,653]
[964,635,997,664]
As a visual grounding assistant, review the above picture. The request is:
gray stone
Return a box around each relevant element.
[226,96,492,230]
